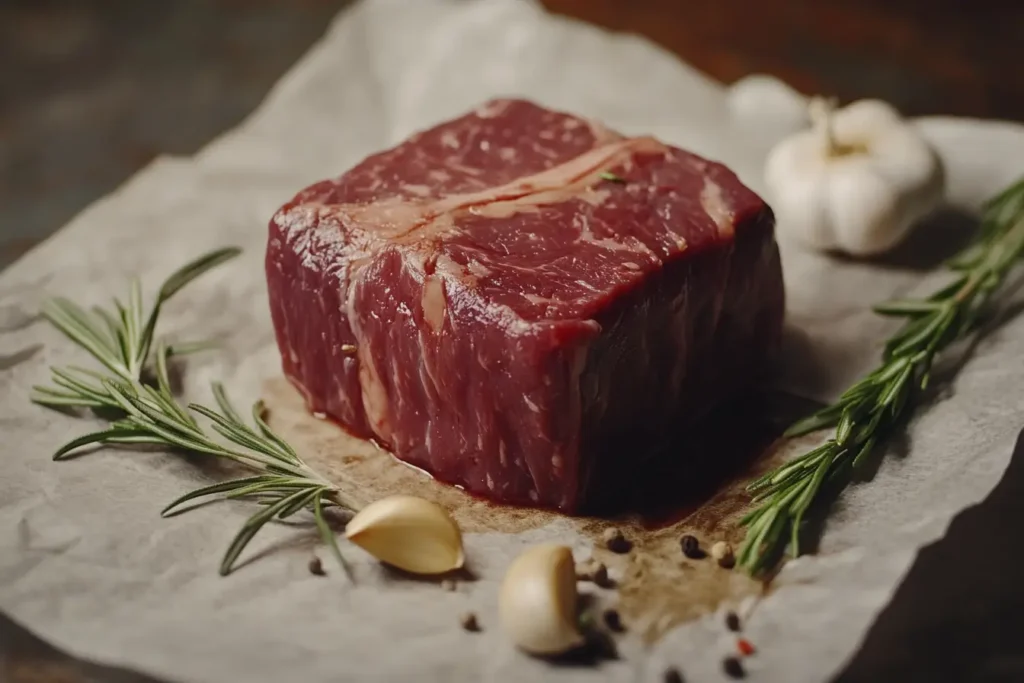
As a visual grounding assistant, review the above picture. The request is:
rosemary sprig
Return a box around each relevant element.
[32,248,352,576]
[739,176,1024,575]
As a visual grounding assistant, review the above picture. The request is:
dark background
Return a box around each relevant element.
[2,0,1022,270]
[2,1,1023,681]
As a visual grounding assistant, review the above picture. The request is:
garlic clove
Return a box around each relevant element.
[727,74,810,141]
[498,544,585,656]
[828,166,904,254]
[345,495,464,575]
[831,99,903,133]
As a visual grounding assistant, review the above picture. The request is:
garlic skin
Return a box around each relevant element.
[344,495,464,575]
[764,98,944,256]
[498,544,584,656]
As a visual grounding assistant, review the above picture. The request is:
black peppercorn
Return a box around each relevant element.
[308,556,326,576]
[680,534,704,559]
[725,611,741,632]
[663,667,684,683]
[592,563,614,588]
[723,656,745,678]
[603,527,633,554]
[460,612,480,632]
[603,608,625,633]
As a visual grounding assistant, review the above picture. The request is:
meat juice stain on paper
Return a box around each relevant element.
[262,377,820,642]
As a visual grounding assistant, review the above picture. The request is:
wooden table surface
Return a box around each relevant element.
[544,0,1023,121]
[1,1,1022,682]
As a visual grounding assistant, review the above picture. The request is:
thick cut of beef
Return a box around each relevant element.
[266,99,784,513]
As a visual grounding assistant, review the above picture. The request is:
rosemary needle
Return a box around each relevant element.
[739,176,1024,575]
[598,171,627,184]
[32,248,354,576]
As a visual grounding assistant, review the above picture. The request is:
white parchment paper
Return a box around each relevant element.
[2,1,1024,681]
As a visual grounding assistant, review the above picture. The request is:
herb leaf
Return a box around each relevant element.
[34,247,356,576]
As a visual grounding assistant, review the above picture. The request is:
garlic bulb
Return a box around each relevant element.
[764,97,944,256]
[498,544,584,656]
[345,495,464,574]
[727,74,810,141]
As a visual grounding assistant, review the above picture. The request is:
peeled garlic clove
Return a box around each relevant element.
[499,544,584,656]
[345,495,464,574]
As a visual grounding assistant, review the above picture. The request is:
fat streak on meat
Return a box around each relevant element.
[265,99,784,513]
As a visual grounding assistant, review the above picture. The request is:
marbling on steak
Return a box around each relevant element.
[265,99,784,513]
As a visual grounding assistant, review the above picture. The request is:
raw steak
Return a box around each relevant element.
[265,99,784,513]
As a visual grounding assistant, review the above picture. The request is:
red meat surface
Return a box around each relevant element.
[266,99,784,512]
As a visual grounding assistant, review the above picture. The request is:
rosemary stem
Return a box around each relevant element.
[31,247,356,574]
[739,177,1024,575]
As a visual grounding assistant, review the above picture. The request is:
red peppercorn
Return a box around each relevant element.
[737,638,756,656]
